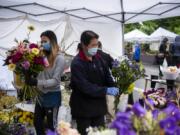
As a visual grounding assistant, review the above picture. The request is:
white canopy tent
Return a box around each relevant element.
[149,27,178,42]
[149,27,178,50]
[125,29,149,42]
[0,55,15,90]
[0,0,180,57]
[0,0,180,91]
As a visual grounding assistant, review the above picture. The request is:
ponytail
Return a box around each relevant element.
[77,43,83,51]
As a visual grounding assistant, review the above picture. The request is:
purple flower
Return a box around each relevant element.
[21,60,30,70]
[174,109,180,121]
[34,57,44,65]
[116,112,132,127]
[112,59,120,68]
[116,111,131,119]
[132,102,146,117]
[152,110,159,119]
[46,129,57,135]
[29,43,38,49]
[175,127,180,135]
[110,112,135,135]
[145,98,154,110]
[159,117,177,135]
[163,103,177,115]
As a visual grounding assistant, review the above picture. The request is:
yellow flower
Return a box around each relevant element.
[8,64,16,71]
[18,111,22,116]
[31,48,39,55]
[58,121,71,129]
[145,111,153,122]
[127,83,135,94]
[27,25,35,31]
[19,117,24,123]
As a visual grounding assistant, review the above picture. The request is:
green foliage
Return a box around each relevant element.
[125,43,133,54]
[125,16,180,35]
[141,44,150,53]
[146,50,158,55]
[112,59,145,112]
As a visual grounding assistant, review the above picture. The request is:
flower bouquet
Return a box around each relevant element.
[3,26,48,101]
[112,57,145,111]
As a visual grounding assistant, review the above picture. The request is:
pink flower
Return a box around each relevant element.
[21,60,30,70]
[17,43,27,53]
[29,43,38,49]
[57,121,80,135]
[43,57,49,67]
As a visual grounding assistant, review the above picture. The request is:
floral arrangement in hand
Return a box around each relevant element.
[112,57,145,111]
[3,25,49,101]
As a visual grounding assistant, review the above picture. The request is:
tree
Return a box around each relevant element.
[125,16,180,35]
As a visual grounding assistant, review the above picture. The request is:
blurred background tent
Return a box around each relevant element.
[149,27,178,50]
[125,29,149,42]
[149,27,178,42]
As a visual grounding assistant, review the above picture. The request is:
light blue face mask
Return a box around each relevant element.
[43,42,51,52]
[87,47,98,56]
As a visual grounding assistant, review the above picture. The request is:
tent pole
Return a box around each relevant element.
[120,0,125,55]
[121,17,125,55]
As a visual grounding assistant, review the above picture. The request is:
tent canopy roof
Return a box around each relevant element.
[0,0,180,23]
[125,29,149,42]
[125,29,149,38]
[150,27,178,38]
[0,0,180,57]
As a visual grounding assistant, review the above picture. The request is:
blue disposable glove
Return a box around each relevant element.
[106,87,119,96]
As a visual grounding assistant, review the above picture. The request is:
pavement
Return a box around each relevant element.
[135,63,159,90]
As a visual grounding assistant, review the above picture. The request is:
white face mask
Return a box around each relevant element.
[87,47,98,56]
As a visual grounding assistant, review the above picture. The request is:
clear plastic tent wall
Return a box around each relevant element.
[0,0,180,57]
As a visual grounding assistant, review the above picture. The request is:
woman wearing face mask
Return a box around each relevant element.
[25,30,65,135]
[70,30,119,135]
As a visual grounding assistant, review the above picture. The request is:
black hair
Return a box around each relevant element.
[162,37,168,44]
[77,30,99,50]
[40,30,58,45]
[23,39,29,43]
[98,41,102,49]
